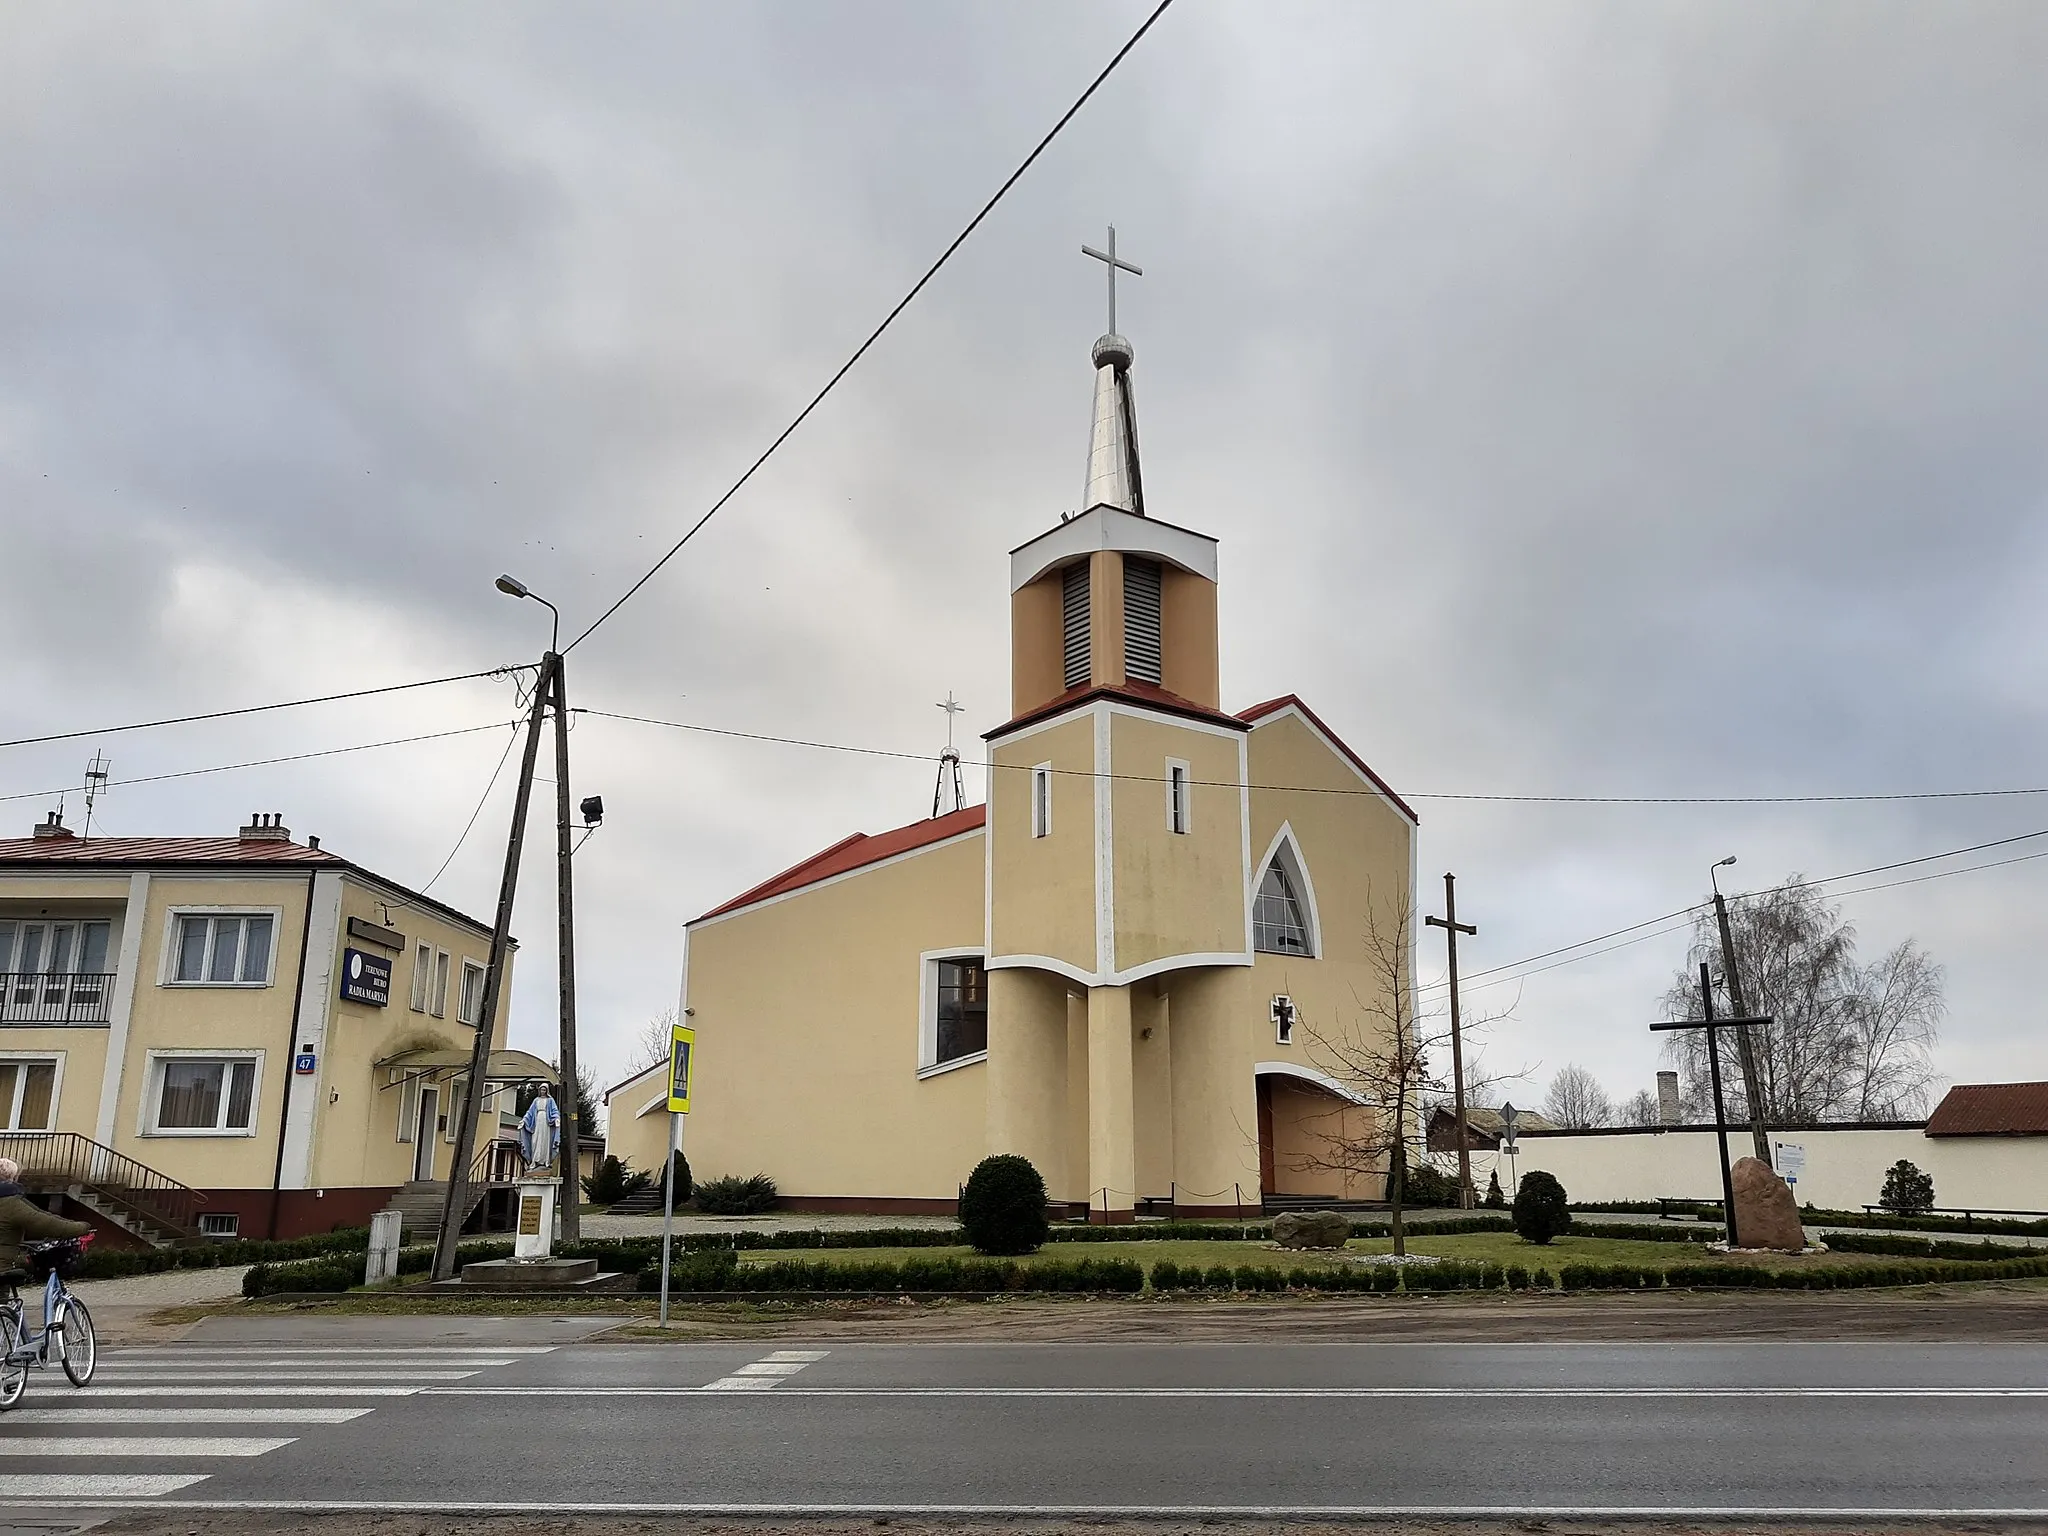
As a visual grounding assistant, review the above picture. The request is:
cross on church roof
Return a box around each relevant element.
[1081,225,1142,337]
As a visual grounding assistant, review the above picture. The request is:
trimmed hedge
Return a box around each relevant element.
[1565,1221,1722,1244]
[84,1226,370,1281]
[1825,1231,2044,1262]
[634,1254,1146,1295]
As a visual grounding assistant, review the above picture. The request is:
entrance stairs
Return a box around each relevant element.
[606,1182,667,1216]
[0,1130,207,1248]
[379,1179,486,1247]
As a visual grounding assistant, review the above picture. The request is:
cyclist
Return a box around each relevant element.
[0,1159,91,1270]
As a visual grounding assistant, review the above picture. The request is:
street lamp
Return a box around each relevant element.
[1711,853,1736,895]
[495,574,559,655]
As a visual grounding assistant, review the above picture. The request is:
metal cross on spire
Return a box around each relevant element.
[1081,225,1142,336]
[932,692,968,819]
[936,691,965,752]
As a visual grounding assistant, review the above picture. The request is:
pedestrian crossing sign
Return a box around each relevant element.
[668,1022,694,1114]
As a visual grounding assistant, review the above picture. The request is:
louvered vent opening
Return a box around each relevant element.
[1061,563,1092,689]
[1123,557,1163,685]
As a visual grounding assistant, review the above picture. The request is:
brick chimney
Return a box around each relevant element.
[32,811,74,841]
[1656,1070,1682,1126]
[239,812,292,844]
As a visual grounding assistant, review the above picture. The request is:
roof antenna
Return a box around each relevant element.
[81,751,111,841]
[932,693,968,818]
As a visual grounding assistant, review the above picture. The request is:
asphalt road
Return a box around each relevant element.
[3,1336,2046,1519]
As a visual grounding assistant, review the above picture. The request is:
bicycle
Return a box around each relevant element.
[0,1233,96,1407]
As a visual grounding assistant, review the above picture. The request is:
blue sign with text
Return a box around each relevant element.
[339,947,392,1007]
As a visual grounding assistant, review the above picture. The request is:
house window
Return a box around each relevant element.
[1031,764,1053,839]
[410,943,432,1011]
[1123,557,1162,685]
[170,914,273,985]
[148,1056,258,1135]
[427,950,451,1018]
[198,1212,240,1239]
[0,922,112,1023]
[931,958,988,1069]
[1167,759,1191,835]
[0,1059,58,1131]
[1253,859,1312,956]
[1061,563,1091,689]
[457,961,487,1026]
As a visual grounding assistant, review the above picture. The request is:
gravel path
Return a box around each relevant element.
[72,1263,253,1307]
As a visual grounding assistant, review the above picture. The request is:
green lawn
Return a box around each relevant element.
[733,1233,1943,1274]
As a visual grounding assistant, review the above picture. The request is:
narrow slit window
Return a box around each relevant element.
[1061,562,1091,690]
[1167,760,1191,835]
[1123,557,1162,685]
[1031,764,1053,839]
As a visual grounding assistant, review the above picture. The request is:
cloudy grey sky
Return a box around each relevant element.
[5,1,2046,1119]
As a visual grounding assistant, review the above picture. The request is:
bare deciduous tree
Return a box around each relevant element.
[1618,1087,1661,1127]
[1542,1062,1615,1128]
[1660,879,1944,1122]
[631,1007,678,1072]
[1292,889,1513,1253]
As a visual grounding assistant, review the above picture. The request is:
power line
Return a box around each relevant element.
[0,668,520,753]
[1440,825,2048,995]
[580,706,2048,808]
[420,722,525,896]
[0,721,520,808]
[563,0,1181,655]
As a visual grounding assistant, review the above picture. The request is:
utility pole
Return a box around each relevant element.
[433,655,553,1282]
[550,654,583,1241]
[1425,872,1478,1209]
[1710,857,1771,1164]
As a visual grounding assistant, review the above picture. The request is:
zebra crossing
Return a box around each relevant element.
[0,1343,555,1501]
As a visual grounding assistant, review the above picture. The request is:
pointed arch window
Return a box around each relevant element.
[1253,838,1318,958]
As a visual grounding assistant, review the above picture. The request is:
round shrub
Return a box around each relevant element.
[1512,1170,1571,1245]
[959,1154,1051,1255]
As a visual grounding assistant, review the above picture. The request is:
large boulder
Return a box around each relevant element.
[1730,1155,1807,1252]
[1272,1210,1352,1250]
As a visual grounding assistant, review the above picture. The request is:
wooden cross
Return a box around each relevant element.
[1426,873,1479,1208]
[1651,962,1773,1249]
[1081,225,1143,335]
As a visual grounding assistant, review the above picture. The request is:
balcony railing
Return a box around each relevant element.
[0,973,116,1026]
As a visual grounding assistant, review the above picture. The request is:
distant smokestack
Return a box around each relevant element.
[1656,1071,1681,1126]
[32,811,74,841]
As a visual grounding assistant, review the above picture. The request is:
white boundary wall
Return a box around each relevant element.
[1445,1126,2048,1214]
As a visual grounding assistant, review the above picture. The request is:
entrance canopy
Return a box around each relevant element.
[374,1046,558,1091]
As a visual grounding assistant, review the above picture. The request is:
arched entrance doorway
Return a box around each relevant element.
[1254,1062,1381,1202]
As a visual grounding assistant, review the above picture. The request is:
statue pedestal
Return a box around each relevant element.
[512,1176,558,1261]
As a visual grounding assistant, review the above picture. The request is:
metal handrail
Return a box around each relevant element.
[0,1130,206,1237]
[0,973,116,1026]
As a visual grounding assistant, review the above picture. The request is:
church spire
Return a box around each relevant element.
[1080,227,1145,518]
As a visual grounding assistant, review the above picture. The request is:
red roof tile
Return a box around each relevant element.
[1236,695,1418,823]
[0,836,343,866]
[1925,1081,2048,1137]
[986,680,1249,740]
[693,804,986,924]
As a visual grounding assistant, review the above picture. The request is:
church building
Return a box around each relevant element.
[666,320,1419,1220]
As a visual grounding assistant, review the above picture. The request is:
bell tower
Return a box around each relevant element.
[983,234,1253,1222]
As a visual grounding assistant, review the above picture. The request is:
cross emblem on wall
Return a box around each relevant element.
[1270,994,1296,1044]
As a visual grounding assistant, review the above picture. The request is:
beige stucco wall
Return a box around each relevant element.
[1159,568,1219,709]
[1458,1126,2048,1214]
[1266,1074,1379,1198]
[1,862,503,1197]
[603,1061,674,1179]
[685,832,988,1200]
[1011,574,1066,717]
[309,877,506,1191]
[1109,711,1245,972]
[110,872,318,1189]
[1242,709,1415,1112]
[986,967,1071,1193]
[989,713,1096,973]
